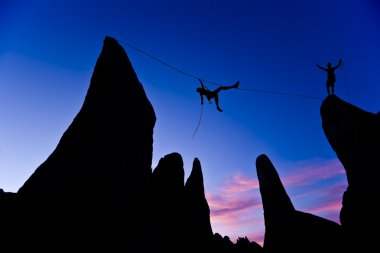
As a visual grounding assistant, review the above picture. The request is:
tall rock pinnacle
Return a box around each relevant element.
[152,152,185,251]
[256,154,295,216]
[12,36,156,251]
[256,154,344,253]
[321,95,380,250]
[18,36,156,207]
[184,158,213,247]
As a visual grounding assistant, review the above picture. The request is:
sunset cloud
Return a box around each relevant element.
[294,182,347,223]
[222,174,260,194]
[206,171,264,243]
[207,157,348,245]
[207,173,262,220]
[280,158,346,188]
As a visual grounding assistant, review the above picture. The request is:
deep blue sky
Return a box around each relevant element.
[1,0,379,244]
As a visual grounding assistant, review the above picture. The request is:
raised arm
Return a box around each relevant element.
[316,64,327,71]
[333,59,343,70]
[198,78,205,89]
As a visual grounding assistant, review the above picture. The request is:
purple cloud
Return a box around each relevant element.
[281,158,346,187]
[207,157,348,244]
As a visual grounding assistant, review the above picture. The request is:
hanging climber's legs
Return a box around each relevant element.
[232,81,240,89]
[214,95,223,112]
[209,81,239,112]
[215,81,240,93]
[331,84,335,95]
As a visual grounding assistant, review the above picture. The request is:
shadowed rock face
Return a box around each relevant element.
[11,36,156,251]
[0,36,263,252]
[152,152,185,251]
[321,95,380,186]
[321,95,380,248]
[256,154,295,218]
[256,154,344,253]
[184,158,213,247]
[0,189,16,205]
[18,36,156,207]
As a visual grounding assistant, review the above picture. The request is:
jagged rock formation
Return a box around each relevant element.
[321,95,380,250]
[3,35,374,252]
[18,36,155,207]
[184,158,213,240]
[184,158,214,251]
[10,36,156,251]
[256,154,344,253]
[151,153,216,252]
[0,189,16,206]
[152,152,185,251]
[0,36,262,252]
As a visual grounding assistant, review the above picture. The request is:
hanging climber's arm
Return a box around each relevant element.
[198,79,205,104]
[198,79,206,90]
[316,64,327,71]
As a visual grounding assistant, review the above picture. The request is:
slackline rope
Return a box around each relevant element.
[117,39,323,101]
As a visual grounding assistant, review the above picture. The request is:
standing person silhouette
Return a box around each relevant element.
[317,59,343,96]
[196,79,239,112]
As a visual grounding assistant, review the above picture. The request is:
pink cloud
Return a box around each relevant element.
[308,202,342,213]
[207,173,261,219]
[245,231,265,246]
[223,173,260,194]
[209,195,261,218]
[206,172,264,243]
[281,158,346,188]
[207,157,348,245]
[295,181,347,223]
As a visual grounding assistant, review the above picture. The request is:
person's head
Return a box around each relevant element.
[327,62,332,68]
[196,87,202,93]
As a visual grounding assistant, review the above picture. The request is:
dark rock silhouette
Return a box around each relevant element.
[2,35,374,252]
[152,152,185,251]
[0,36,262,251]
[321,94,380,250]
[235,236,263,253]
[18,36,155,207]
[0,189,16,206]
[184,158,214,251]
[13,36,156,251]
[184,158,213,237]
[256,154,344,253]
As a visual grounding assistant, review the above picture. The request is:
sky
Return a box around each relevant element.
[1,0,380,245]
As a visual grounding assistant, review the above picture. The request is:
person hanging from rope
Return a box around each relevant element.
[317,59,343,96]
[196,78,239,112]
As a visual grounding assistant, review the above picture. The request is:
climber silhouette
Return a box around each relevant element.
[317,59,343,96]
[196,79,239,112]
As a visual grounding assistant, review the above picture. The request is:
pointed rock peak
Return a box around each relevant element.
[185,158,205,195]
[184,158,213,240]
[153,152,185,187]
[256,154,295,214]
[17,36,155,202]
[83,36,155,120]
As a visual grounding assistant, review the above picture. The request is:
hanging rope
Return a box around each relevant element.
[117,39,322,101]
[192,104,204,138]
[236,87,322,100]
[339,62,350,102]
